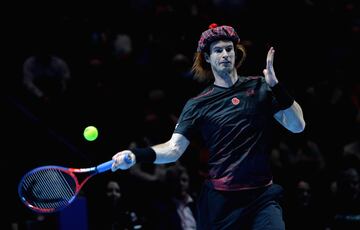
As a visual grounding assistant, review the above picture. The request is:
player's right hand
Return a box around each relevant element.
[111,150,135,171]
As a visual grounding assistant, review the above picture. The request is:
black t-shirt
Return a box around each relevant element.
[174,76,282,191]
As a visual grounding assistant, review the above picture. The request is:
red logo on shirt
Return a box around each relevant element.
[232,97,240,105]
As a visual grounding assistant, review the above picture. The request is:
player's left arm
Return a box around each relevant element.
[263,47,305,133]
[273,102,305,133]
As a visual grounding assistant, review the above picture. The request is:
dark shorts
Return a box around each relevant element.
[197,182,285,230]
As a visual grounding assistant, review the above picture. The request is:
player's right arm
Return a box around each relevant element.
[152,133,190,163]
[111,133,190,171]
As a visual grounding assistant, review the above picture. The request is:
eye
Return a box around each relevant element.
[226,47,233,52]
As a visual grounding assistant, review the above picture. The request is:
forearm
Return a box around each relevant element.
[131,133,189,164]
[152,140,183,164]
[271,83,294,110]
[112,134,189,171]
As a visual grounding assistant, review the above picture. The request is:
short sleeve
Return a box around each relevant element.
[173,100,200,140]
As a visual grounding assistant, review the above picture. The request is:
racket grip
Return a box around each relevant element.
[96,160,114,173]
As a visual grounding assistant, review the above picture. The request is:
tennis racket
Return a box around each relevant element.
[18,155,132,214]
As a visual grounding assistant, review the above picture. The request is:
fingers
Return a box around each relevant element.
[266,47,275,69]
[111,152,121,171]
[263,69,268,76]
[111,150,135,171]
[264,47,278,86]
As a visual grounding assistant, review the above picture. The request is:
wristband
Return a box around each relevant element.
[130,147,156,163]
[271,83,294,109]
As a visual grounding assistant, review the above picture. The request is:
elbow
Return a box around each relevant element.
[169,145,182,162]
[155,133,189,164]
[168,142,184,162]
[290,120,306,133]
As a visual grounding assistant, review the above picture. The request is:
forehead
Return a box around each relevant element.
[107,181,120,190]
[210,40,234,50]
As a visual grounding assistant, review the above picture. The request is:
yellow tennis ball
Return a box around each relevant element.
[83,126,98,141]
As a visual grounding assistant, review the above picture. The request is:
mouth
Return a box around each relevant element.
[220,61,231,65]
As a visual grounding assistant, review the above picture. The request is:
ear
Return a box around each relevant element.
[204,53,210,63]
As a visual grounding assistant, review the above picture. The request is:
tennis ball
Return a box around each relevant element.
[83,126,98,141]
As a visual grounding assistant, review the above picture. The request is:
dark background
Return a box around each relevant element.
[3,1,360,229]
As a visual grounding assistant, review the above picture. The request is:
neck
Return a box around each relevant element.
[213,69,238,88]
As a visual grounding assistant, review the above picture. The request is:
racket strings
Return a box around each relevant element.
[20,169,77,210]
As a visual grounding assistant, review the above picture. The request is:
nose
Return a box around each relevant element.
[222,50,229,56]
[221,50,230,60]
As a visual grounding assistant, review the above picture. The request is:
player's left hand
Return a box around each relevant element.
[263,47,279,87]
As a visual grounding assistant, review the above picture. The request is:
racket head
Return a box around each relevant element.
[18,165,80,213]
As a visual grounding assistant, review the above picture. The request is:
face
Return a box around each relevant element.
[296,180,311,207]
[205,40,235,74]
[172,171,190,198]
[106,180,121,201]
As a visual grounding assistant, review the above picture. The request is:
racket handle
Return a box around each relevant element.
[96,154,133,173]
[97,160,114,173]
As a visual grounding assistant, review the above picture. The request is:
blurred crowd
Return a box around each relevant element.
[4,0,360,229]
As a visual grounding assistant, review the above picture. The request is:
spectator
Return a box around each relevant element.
[22,44,71,106]
[327,167,360,230]
[151,163,197,230]
[90,179,143,230]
